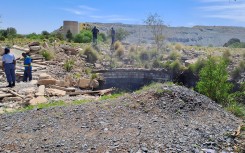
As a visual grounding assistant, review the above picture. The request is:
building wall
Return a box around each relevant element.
[63,21,79,36]
[95,69,171,91]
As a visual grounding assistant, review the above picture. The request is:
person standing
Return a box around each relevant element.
[2,48,16,87]
[111,27,116,45]
[92,26,99,45]
[22,53,32,82]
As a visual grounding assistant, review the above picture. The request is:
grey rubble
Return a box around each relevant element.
[0,84,241,152]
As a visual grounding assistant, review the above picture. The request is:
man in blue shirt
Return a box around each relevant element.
[22,53,32,82]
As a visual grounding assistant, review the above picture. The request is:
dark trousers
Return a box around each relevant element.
[23,69,32,82]
[4,63,15,83]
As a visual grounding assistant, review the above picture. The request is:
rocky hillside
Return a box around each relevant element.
[0,83,243,152]
[93,23,245,47]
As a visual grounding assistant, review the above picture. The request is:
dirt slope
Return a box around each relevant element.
[0,84,242,152]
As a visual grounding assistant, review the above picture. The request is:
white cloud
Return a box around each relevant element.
[90,15,134,22]
[198,0,245,22]
[78,5,98,11]
[62,8,87,15]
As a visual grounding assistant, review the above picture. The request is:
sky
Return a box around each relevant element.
[0,0,245,34]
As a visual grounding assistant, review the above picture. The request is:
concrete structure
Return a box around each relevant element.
[63,21,79,37]
[94,68,171,91]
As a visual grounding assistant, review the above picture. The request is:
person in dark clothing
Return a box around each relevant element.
[2,48,16,87]
[22,53,32,82]
[91,26,99,44]
[111,27,115,45]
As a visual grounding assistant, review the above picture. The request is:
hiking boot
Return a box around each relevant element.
[6,82,12,88]
[12,82,15,87]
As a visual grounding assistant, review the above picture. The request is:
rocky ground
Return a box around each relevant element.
[0,83,243,152]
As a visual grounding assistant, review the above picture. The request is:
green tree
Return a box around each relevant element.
[144,13,165,52]
[197,56,233,104]
[66,29,73,42]
[41,30,50,39]
[6,27,17,44]
[115,28,129,41]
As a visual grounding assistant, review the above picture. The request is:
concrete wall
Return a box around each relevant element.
[95,69,171,91]
[63,21,79,36]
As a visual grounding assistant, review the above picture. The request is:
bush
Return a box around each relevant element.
[223,38,240,47]
[175,43,182,51]
[98,33,107,42]
[197,56,233,104]
[152,59,163,68]
[116,28,129,41]
[41,50,54,60]
[139,51,150,61]
[114,41,121,50]
[169,51,180,60]
[64,59,75,72]
[189,58,207,74]
[74,30,92,43]
[226,101,245,118]
[83,46,98,63]
[116,46,125,58]
[229,42,245,48]
[0,36,5,41]
[129,45,137,52]
[222,50,231,63]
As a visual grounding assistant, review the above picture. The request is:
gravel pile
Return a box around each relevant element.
[0,84,242,152]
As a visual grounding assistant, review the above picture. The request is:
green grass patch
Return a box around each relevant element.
[100,93,125,100]
[72,99,92,105]
[226,102,245,119]
[23,101,67,111]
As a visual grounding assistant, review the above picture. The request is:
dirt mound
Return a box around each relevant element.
[0,84,242,152]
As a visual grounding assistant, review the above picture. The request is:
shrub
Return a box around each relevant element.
[239,61,245,71]
[114,41,121,50]
[99,33,107,42]
[226,101,245,118]
[169,51,180,60]
[83,46,98,63]
[0,36,5,41]
[139,51,150,61]
[115,28,129,41]
[74,30,92,43]
[129,45,137,52]
[189,58,207,74]
[175,43,182,51]
[223,38,240,47]
[152,59,163,68]
[197,56,233,104]
[64,59,75,72]
[116,46,125,58]
[41,50,54,60]
[222,49,231,63]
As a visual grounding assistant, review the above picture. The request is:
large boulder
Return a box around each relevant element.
[78,78,91,89]
[28,42,40,47]
[60,46,78,55]
[29,46,41,51]
[29,96,47,105]
[78,78,99,89]
[46,88,66,97]
[89,79,99,89]
[39,73,53,80]
[37,79,57,86]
